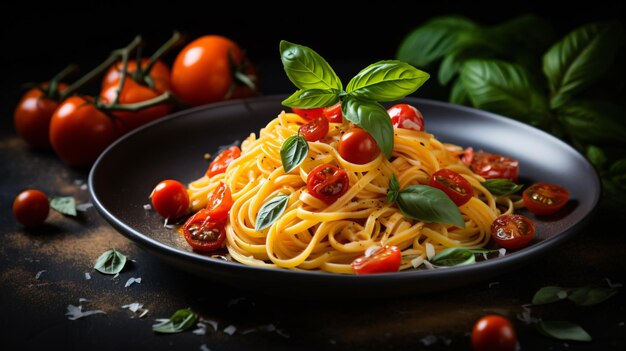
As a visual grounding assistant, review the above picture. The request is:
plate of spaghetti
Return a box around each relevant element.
[90,95,600,297]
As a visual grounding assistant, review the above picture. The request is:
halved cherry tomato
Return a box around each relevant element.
[150,180,190,220]
[13,189,49,227]
[101,58,171,93]
[352,245,402,274]
[471,152,519,182]
[471,315,517,351]
[291,107,325,120]
[429,169,474,206]
[491,214,535,250]
[523,183,569,216]
[307,164,349,204]
[323,103,343,123]
[300,116,329,142]
[338,127,380,164]
[14,83,68,149]
[206,146,241,177]
[460,147,474,166]
[387,103,425,131]
[206,183,233,221]
[182,209,226,252]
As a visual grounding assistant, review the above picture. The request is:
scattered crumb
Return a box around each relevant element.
[200,344,210,351]
[35,270,46,280]
[124,277,142,288]
[84,272,91,280]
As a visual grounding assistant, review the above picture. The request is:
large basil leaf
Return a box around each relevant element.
[396,185,465,227]
[537,321,592,342]
[438,46,495,85]
[280,40,342,91]
[397,16,478,67]
[346,60,429,102]
[449,79,469,105]
[558,100,626,143]
[255,194,290,232]
[280,135,308,173]
[282,89,341,109]
[342,96,394,159]
[543,21,624,109]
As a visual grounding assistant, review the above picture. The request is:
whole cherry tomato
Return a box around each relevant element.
[429,169,474,206]
[471,152,519,182]
[206,183,233,221]
[471,315,517,351]
[300,116,329,142]
[101,58,171,93]
[307,164,349,204]
[387,103,425,131]
[13,189,49,227]
[49,96,116,167]
[523,183,570,216]
[291,103,343,123]
[352,245,402,274]
[150,180,190,220]
[491,214,535,250]
[171,35,257,106]
[338,127,380,164]
[206,146,241,177]
[14,83,68,149]
[182,209,226,252]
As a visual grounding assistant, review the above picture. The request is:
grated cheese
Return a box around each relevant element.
[223,325,237,335]
[124,277,142,288]
[425,243,435,260]
[35,270,46,280]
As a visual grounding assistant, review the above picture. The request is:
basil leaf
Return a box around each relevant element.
[558,100,626,144]
[585,145,607,169]
[489,15,556,55]
[532,286,570,305]
[255,194,290,232]
[50,196,77,216]
[387,175,400,203]
[152,308,198,334]
[280,135,308,173]
[396,185,465,227]
[282,89,341,109]
[439,46,495,85]
[481,179,523,196]
[280,40,342,91]
[342,96,394,159]
[94,248,127,275]
[610,159,626,183]
[397,16,478,67]
[543,21,624,109]
[346,60,429,102]
[449,79,469,105]
[567,285,618,306]
[460,59,548,124]
[430,248,475,266]
[537,321,592,342]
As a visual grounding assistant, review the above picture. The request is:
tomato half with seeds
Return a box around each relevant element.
[307,164,349,204]
[182,209,226,252]
[338,127,380,164]
[471,152,519,182]
[206,146,241,177]
[471,315,517,351]
[429,169,474,206]
[387,103,425,131]
[300,116,329,142]
[523,183,569,216]
[150,180,190,220]
[352,245,402,274]
[491,214,535,250]
[206,183,233,221]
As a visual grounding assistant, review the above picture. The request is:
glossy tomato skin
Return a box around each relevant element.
[523,183,570,216]
[471,315,517,351]
[291,107,325,120]
[206,146,241,177]
[323,103,343,123]
[352,245,402,274]
[101,58,171,93]
[14,83,68,149]
[206,183,233,221]
[13,189,49,227]
[150,180,190,220]
[307,164,349,204]
[49,96,116,167]
[300,116,329,142]
[471,152,519,182]
[182,209,226,252]
[429,169,474,206]
[491,214,535,250]
[339,128,380,164]
[387,104,425,131]
[172,35,256,106]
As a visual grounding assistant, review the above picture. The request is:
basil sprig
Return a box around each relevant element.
[152,308,198,334]
[255,194,290,231]
[387,175,465,227]
[94,248,127,275]
[280,40,429,159]
[280,132,308,173]
[481,179,523,196]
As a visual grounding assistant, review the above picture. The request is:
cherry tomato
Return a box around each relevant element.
[387,103,425,131]
[49,96,116,167]
[491,214,535,250]
[150,180,190,220]
[14,83,68,149]
[206,183,233,221]
[338,127,380,164]
[523,183,570,216]
[307,164,349,204]
[460,147,474,166]
[13,189,49,227]
[291,107,325,120]
[101,58,171,93]
[471,152,519,182]
[300,116,329,142]
[429,169,474,206]
[206,146,241,177]
[171,35,257,106]
[182,209,226,252]
[352,245,402,274]
[471,315,517,351]
[323,103,343,123]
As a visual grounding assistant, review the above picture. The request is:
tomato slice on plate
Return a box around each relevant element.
[182,209,226,252]
[307,164,349,204]
[206,182,233,220]
[523,182,569,216]
[471,152,519,182]
[387,103,425,131]
[352,245,402,274]
[490,214,535,250]
[300,116,329,142]
[429,169,474,206]
[206,146,241,177]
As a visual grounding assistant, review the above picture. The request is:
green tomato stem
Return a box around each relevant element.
[99,91,172,112]
[47,64,79,100]
[144,31,184,78]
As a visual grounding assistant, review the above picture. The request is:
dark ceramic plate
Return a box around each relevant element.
[89,96,600,298]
